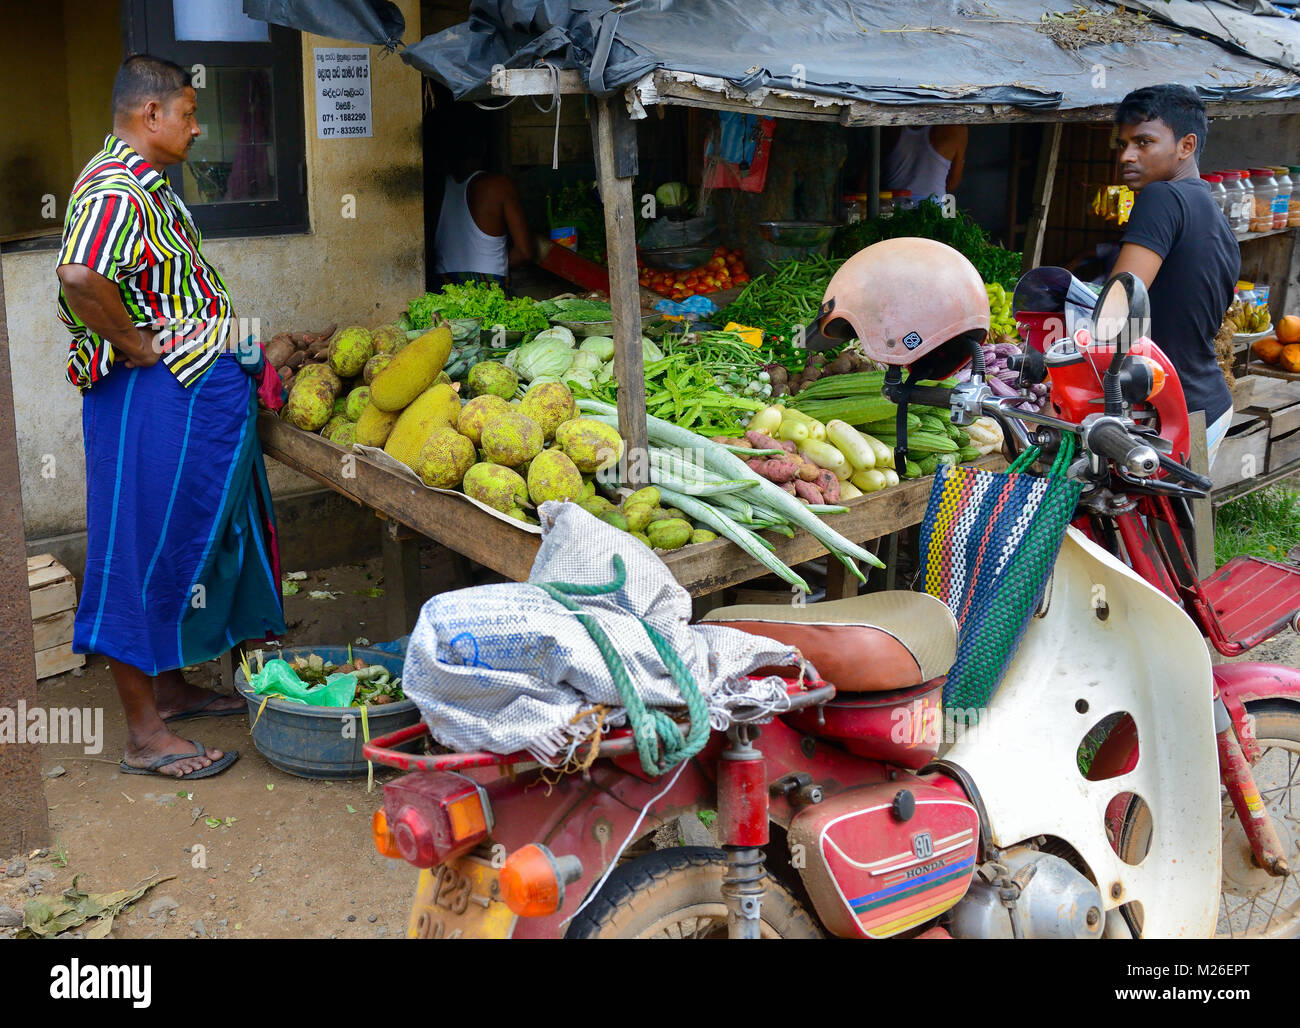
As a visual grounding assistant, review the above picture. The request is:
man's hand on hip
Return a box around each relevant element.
[57,263,163,369]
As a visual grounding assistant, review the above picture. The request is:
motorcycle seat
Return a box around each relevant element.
[702,591,957,692]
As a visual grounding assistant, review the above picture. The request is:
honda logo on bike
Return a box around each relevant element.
[912,832,934,859]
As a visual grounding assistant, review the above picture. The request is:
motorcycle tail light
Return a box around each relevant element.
[500,844,583,918]
[371,808,402,859]
[385,772,493,869]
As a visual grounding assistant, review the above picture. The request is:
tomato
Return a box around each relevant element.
[713,246,726,257]
[733,273,750,284]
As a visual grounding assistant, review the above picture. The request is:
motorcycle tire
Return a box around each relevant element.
[564,846,823,939]
[1118,700,1300,939]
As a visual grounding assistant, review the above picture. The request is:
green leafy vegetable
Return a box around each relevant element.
[407,283,548,334]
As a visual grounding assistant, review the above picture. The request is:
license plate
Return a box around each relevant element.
[407,856,517,939]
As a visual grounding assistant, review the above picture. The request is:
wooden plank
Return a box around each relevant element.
[26,554,54,573]
[381,522,425,637]
[1022,122,1063,275]
[260,414,542,581]
[27,564,71,591]
[259,414,999,598]
[594,97,649,485]
[487,67,587,97]
[30,580,76,622]
[32,609,74,652]
[1188,410,1214,577]
[35,642,83,680]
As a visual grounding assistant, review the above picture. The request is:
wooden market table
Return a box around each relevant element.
[257,412,1003,630]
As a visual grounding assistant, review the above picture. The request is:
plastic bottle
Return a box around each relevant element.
[1237,171,1256,235]
[1237,280,1257,306]
[1270,166,1293,230]
[1201,173,1228,220]
[878,191,895,219]
[1249,168,1277,233]
[1223,172,1252,235]
[893,189,914,212]
[1289,166,1300,227]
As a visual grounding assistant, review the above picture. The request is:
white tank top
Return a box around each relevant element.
[883,127,952,202]
[434,171,508,277]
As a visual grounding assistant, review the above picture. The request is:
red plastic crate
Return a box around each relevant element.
[1199,555,1300,650]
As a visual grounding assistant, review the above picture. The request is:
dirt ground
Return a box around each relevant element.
[0,552,464,941]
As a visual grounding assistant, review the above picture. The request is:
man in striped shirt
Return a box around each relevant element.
[57,55,286,779]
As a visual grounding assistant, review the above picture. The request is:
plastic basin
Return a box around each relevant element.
[235,645,422,780]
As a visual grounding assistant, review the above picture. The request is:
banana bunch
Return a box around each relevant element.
[1224,299,1270,335]
[985,282,1017,340]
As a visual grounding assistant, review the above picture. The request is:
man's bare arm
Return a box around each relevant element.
[500,178,536,267]
[1109,242,1164,289]
[56,264,159,367]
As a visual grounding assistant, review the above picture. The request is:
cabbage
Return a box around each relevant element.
[595,363,614,385]
[655,182,688,207]
[579,336,615,361]
[561,369,596,390]
[512,337,576,382]
[641,336,664,362]
[567,350,603,374]
[532,325,576,348]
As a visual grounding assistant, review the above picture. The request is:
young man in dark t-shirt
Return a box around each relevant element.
[1108,85,1239,466]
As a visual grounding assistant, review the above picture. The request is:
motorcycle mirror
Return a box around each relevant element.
[1092,273,1151,365]
[1012,266,1102,317]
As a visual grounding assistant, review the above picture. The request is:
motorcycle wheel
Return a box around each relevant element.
[1118,701,1300,939]
[565,846,823,939]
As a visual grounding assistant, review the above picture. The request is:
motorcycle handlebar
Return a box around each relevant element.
[1157,452,1214,492]
[898,385,954,409]
[1085,419,1156,473]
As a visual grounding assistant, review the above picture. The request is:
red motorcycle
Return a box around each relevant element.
[361,271,1300,940]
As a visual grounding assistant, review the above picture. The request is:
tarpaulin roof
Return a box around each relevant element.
[243,0,405,49]
[247,0,1300,113]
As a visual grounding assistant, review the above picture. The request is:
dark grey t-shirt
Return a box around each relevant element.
[1121,177,1238,423]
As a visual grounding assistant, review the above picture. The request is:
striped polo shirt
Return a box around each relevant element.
[56,134,235,391]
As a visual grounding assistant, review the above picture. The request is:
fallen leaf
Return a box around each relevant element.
[281,581,300,597]
[266,783,274,792]
[18,873,175,939]
[234,922,242,930]
[345,804,357,814]
[307,590,341,601]
[205,817,221,829]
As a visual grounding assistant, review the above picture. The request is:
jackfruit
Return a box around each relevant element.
[370,324,453,411]
[354,401,400,447]
[382,383,462,469]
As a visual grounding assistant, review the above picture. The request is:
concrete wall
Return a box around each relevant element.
[4,0,424,559]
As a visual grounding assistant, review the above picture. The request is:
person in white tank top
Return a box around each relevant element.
[434,138,534,286]
[877,125,969,203]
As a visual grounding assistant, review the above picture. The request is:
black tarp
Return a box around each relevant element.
[247,0,1300,112]
[243,0,405,49]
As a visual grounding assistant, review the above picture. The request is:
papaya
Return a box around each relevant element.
[1254,336,1283,364]
[1282,343,1300,374]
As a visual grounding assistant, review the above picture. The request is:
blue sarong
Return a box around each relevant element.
[74,354,286,675]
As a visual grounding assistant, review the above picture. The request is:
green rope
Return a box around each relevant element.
[536,555,711,777]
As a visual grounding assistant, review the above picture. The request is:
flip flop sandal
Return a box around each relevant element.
[120,740,239,780]
[163,694,247,723]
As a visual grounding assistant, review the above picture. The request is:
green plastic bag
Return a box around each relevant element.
[250,659,358,707]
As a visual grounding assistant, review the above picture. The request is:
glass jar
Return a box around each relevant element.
[1201,173,1228,220]
[893,189,914,212]
[1289,166,1300,227]
[1270,166,1292,230]
[1249,168,1278,233]
[878,191,895,219]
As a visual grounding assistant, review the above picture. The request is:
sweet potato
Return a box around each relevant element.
[712,436,751,448]
[793,480,824,505]
[780,482,798,495]
[793,454,820,482]
[813,470,841,503]
[285,350,307,370]
[264,337,296,369]
[746,457,800,484]
[746,430,796,454]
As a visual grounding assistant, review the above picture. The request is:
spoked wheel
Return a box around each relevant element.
[1118,702,1300,938]
[565,846,822,939]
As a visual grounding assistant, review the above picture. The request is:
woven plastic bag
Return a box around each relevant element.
[918,437,1082,711]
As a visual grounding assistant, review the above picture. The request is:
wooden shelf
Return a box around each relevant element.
[1237,226,1296,244]
[1212,458,1300,507]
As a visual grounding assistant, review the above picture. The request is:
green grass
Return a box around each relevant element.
[1214,485,1300,568]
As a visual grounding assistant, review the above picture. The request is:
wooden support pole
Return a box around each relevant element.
[868,126,881,219]
[1021,122,1063,275]
[1188,409,1215,578]
[382,520,424,637]
[594,96,648,484]
[0,255,50,854]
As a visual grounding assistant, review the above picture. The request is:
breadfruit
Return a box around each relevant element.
[344,386,371,421]
[466,361,518,400]
[295,362,343,397]
[415,427,476,489]
[322,414,350,439]
[370,323,407,356]
[329,326,374,378]
[456,394,510,446]
[462,463,528,513]
[370,324,454,411]
[283,379,334,432]
[647,518,692,550]
[480,411,544,468]
[363,352,394,385]
[330,421,356,447]
[519,382,577,441]
[526,449,583,505]
[382,383,462,469]
[555,418,624,473]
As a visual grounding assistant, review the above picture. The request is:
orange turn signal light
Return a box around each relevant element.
[499,844,583,918]
[371,808,402,859]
